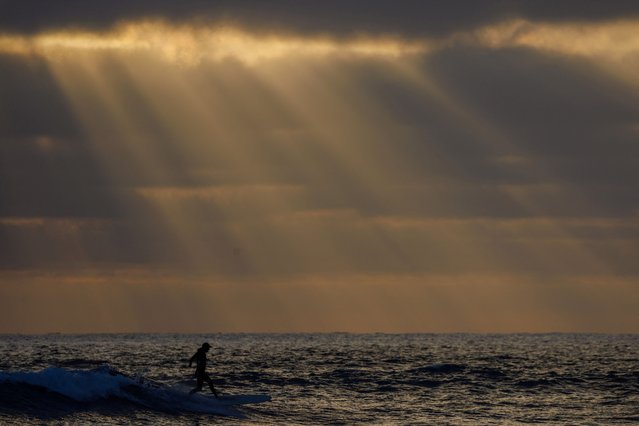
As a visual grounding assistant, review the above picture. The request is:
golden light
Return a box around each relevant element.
[471,19,639,59]
[1,17,638,332]
[0,20,429,65]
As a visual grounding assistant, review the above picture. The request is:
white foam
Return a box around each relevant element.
[0,367,247,417]
[0,366,133,401]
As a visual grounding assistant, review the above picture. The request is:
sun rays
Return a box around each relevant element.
[1,16,638,332]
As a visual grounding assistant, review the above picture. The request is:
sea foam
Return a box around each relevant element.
[0,366,244,417]
[0,366,132,401]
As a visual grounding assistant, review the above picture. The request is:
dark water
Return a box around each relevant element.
[0,333,638,424]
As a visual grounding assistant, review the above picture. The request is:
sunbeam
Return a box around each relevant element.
[1,16,638,332]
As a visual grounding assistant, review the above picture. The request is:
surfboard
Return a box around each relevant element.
[214,394,271,405]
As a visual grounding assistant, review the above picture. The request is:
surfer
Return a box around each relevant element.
[188,342,219,397]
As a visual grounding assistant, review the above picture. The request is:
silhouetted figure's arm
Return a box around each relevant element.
[189,352,198,368]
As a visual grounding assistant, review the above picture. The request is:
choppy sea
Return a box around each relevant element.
[0,333,637,424]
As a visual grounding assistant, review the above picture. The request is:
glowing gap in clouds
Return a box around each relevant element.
[470,19,639,60]
[1,19,639,66]
[0,21,429,65]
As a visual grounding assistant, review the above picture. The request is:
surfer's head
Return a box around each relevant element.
[201,342,211,351]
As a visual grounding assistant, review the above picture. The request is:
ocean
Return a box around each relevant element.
[0,333,637,424]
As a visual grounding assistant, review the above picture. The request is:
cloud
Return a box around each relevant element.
[1,0,639,38]
[469,19,639,60]
[0,21,430,66]
[1,14,638,282]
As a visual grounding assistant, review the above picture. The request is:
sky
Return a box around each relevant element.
[1,1,638,333]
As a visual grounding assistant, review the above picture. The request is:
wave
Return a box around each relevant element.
[0,366,250,418]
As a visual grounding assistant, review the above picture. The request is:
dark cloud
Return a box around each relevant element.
[0,57,116,219]
[0,55,79,140]
[1,1,638,37]
[425,47,639,158]
[419,46,639,221]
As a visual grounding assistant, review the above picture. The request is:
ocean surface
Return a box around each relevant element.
[0,333,637,425]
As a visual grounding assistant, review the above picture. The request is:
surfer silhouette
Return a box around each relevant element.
[188,342,219,397]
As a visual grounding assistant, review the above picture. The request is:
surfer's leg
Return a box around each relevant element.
[204,374,219,397]
[189,376,204,395]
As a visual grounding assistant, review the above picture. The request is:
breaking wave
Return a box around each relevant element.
[0,366,252,418]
